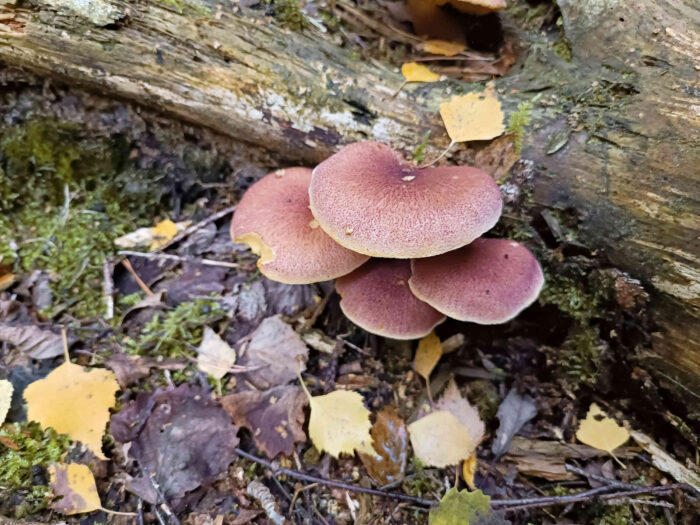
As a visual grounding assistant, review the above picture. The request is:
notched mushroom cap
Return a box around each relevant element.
[335,259,446,340]
[309,142,503,259]
[409,238,544,324]
[231,167,369,284]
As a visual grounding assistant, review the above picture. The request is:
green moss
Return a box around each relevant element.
[554,324,606,390]
[266,0,308,31]
[411,131,431,163]
[0,118,165,318]
[508,101,533,154]
[539,273,600,322]
[124,299,225,358]
[552,36,573,62]
[0,422,70,518]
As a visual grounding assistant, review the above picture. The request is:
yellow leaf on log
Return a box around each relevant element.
[48,463,101,515]
[150,219,179,251]
[439,88,505,143]
[24,362,119,459]
[401,62,440,83]
[423,39,466,56]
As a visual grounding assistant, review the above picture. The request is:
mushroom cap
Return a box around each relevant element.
[335,259,446,340]
[438,0,507,15]
[231,167,369,284]
[309,142,502,259]
[409,238,544,324]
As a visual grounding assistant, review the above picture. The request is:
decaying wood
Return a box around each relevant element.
[0,1,698,414]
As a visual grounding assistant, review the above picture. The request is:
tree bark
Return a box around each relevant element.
[1,1,698,415]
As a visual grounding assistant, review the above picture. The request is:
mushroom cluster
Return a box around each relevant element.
[231,142,544,339]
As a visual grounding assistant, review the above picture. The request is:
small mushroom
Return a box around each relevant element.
[309,142,502,258]
[335,259,446,340]
[409,238,544,324]
[439,0,507,16]
[231,167,369,284]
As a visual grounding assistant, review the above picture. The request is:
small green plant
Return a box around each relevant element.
[124,299,225,358]
[508,101,533,154]
[0,422,70,518]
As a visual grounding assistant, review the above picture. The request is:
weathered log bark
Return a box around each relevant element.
[1,0,698,415]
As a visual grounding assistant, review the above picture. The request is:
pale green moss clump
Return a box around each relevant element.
[508,101,533,154]
[0,422,70,519]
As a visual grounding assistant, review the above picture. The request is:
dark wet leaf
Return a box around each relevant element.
[105,353,186,388]
[491,388,537,458]
[358,406,408,485]
[222,385,307,459]
[158,263,226,305]
[110,385,239,506]
[237,316,308,390]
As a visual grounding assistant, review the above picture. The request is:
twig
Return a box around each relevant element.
[565,463,639,490]
[605,498,674,509]
[493,483,689,512]
[103,258,115,320]
[140,465,180,525]
[121,258,153,295]
[118,250,239,269]
[234,447,435,506]
[156,205,236,252]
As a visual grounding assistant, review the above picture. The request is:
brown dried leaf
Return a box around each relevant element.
[474,134,520,182]
[0,324,69,359]
[222,385,308,459]
[238,316,308,389]
[358,406,408,485]
[436,379,485,445]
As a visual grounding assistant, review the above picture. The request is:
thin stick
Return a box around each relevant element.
[100,506,137,517]
[118,250,239,269]
[234,447,435,507]
[565,463,639,490]
[156,205,236,252]
[419,140,455,168]
[61,328,70,363]
[103,258,115,320]
[121,258,153,295]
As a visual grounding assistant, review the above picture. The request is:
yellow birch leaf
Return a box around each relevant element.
[0,379,12,424]
[462,454,477,490]
[408,410,475,467]
[413,331,443,381]
[24,362,120,459]
[423,39,467,57]
[197,327,236,380]
[48,463,101,515]
[308,390,374,458]
[150,219,179,251]
[576,403,629,455]
[401,62,440,83]
[439,88,506,143]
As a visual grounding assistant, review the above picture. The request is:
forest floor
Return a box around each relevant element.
[0,1,698,524]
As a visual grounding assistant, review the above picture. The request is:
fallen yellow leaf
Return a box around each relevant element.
[576,403,629,465]
[307,390,374,458]
[197,327,236,380]
[408,410,475,467]
[24,362,120,459]
[0,379,12,424]
[401,62,440,83]
[150,219,179,251]
[48,463,101,515]
[462,454,477,490]
[423,39,467,57]
[439,88,505,143]
[413,331,442,381]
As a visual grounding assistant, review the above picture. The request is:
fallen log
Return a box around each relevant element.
[0,0,698,417]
